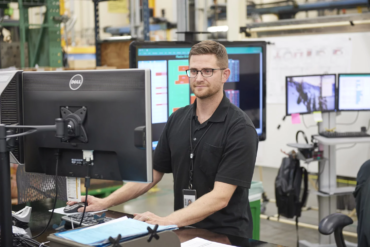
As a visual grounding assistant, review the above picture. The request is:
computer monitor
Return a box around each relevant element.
[286,74,336,116]
[22,69,153,182]
[338,74,370,111]
[0,71,24,163]
[129,41,266,144]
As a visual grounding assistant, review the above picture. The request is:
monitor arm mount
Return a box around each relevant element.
[60,106,88,143]
[0,109,88,246]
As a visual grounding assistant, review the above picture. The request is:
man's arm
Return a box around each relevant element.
[67,169,164,212]
[104,169,164,207]
[134,181,236,226]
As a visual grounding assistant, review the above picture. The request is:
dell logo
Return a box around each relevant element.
[69,74,83,90]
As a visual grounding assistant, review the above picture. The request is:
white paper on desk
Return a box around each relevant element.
[181,237,236,247]
[49,207,107,216]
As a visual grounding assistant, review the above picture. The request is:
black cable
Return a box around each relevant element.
[276,116,286,130]
[31,150,60,240]
[79,188,88,227]
[5,233,40,247]
[296,130,308,144]
[336,111,359,125]
[79,165,92,227]
[14,234,44,247]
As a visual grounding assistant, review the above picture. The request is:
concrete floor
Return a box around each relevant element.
[109,166,358,247]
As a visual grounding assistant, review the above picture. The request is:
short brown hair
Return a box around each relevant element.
[189,40,228,68]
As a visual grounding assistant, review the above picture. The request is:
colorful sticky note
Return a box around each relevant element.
[291,113,301,124]
[313,111,323,122]
[108,0,128,14]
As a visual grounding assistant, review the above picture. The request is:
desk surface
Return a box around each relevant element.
[20,206,283,247]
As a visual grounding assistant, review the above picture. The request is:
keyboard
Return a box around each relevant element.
[62,212,114,227]
[319,131,370,138]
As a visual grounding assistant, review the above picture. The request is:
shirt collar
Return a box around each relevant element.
[190,92,230,123]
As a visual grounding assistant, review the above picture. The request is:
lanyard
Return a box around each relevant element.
[188,117,213,189]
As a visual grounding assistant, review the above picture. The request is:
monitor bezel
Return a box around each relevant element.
[0,71,24,163]
[129,40,267,141]
[337,73,370,112]
[285,73,337,116]
[22,69,153,183]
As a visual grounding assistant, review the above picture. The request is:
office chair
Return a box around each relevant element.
[318,213,353,247]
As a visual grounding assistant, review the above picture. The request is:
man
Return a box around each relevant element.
[67,40,258,237]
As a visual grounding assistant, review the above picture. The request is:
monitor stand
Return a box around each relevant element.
[0,120,68,247]
[0,128,13,247]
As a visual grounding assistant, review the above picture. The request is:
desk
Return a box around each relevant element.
[24,208,283,247]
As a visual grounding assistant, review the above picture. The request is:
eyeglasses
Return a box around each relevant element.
[185,68,225,78]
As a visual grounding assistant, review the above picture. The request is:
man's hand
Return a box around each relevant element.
[66,195,108,213]
[133,211,176,226]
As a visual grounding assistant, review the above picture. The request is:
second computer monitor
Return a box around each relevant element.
[129,41,266,144]
[286,74,336,115]
[338,74,370,111]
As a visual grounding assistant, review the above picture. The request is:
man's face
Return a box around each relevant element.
[189,54,229,100]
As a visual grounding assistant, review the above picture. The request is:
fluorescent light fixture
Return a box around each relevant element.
[106,35,132,40]
[245,13,370,33]
[207,25,229,32]
[249,20,370,32]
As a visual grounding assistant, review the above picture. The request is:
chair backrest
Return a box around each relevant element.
[319,213,353,247]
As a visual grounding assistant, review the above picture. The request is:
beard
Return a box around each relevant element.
[191,82,223,100]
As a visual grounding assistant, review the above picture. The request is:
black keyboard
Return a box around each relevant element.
[319,131,370,138]
[62,212,114,227]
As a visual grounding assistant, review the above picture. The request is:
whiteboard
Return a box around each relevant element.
[267,35,352,104]
[249,32,370,178]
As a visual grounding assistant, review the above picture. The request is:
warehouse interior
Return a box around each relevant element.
[1,1,370,247]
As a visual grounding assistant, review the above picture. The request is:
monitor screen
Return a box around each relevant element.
[130,41,266,145]
[286,74,336,115]
[22,69,153,183]
[338,74,370,111]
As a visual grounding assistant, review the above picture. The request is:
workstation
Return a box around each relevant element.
[1,1,370,247]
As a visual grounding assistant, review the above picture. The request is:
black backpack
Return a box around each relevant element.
[275,155,309,219]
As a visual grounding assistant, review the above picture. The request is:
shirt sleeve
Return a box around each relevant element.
[153,116,173,173]
[215,124,258,188]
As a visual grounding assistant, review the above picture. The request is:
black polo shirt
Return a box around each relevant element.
[153,93,258,237]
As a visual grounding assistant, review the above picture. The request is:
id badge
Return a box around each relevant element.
[183,189,197,207]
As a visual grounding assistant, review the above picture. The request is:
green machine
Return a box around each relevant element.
[0,0,63,68]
